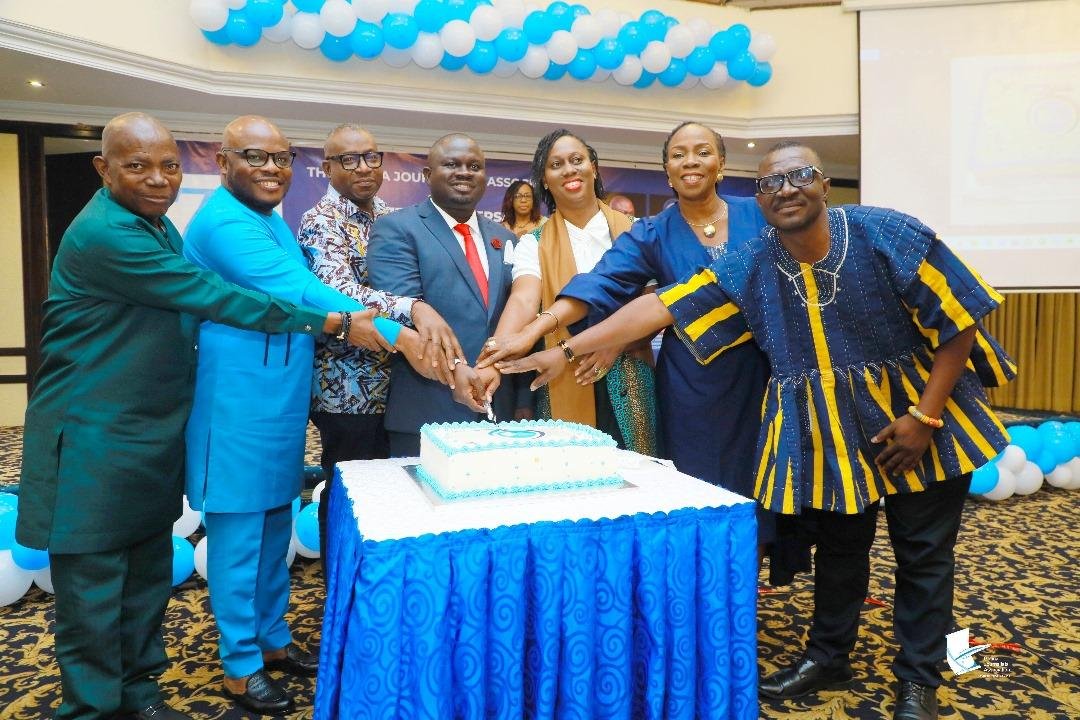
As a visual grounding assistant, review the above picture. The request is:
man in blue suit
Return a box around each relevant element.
[369,134,519,456]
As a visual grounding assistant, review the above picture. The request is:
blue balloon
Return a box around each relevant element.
[1035,448,1058,475]
[292,0,325,12]
[727,23,752,53]
[0,510,16,551]
[593,37,625,70]
[351,22,385,59]
[467,40,498,73]
[295,503,320,552]
[0,493,16,512]
[247,0,285,28]
[1043,429,1074,465]
[414,0,447,33]
[570,4,590,20]
[633,70,657,89]
[226,10,261,47]
[445,0,474,22]
[171,536,195,587]
[547,2,573,32]
[291,496,301,518]
[441,52,467,71]
[320,32,353,61]
[523,10,554,44]
[382,13,419,49]
[969,463,999,494]
[727,51,757,81]
[202,27,232,45]
[748,61,772,87]
[1038,420,1065,436]
[1064,421,1080,439]
[685,46,715,76]
[543,62,568,81]
[567,50,596,80]
[618,22,647,55]
[639,9,668,42]
[665,16,679,31]
[11,542,48,572]
[1007,425,1043,459]
[709,30,737,61]
[495,28,527,61]
[659,58,687,87]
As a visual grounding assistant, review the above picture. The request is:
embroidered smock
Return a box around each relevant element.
[659,206,1016,515]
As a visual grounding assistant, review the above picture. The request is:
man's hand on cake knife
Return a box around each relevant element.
[451,363,488,413]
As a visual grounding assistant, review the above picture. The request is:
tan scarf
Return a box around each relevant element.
[539,201,633,426]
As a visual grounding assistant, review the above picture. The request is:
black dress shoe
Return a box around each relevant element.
[264,642,319,677]
[224,669,294,716]
[893,681,938,720]
[128,702,194,720]
[760,654,854,699]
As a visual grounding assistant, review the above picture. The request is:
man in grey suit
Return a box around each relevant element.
[369,134,518,456]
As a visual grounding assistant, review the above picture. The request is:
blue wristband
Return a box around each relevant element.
[373,316,402,346]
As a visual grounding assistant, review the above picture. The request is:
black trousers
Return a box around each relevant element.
[310,412,388,577]
[804,473,971,687]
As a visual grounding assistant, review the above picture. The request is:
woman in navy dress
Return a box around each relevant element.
[479,122,773,548]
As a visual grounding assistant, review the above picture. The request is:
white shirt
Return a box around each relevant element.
[431,200,488,277]
[511,210,611,282]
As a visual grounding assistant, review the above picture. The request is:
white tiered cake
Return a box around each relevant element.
[417,420,621,499]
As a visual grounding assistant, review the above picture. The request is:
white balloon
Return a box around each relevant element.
[0,551,34,607]
[441,19,476,57]
[291,12,326,49]
[664,25,696,59]
[470,5,504,42]
[223,0,245,9]
[311,480,327,505]
[172,496,202,538]
[495,0,528,29]
[190,0,229,32]
[570,15,603,50]
[1012,461,1044,495]
[262,8,295,43]
[997,444,1028,474]
[395,0,421,12]
[519,45,550,79]
[33,566,53,594]
[749,32,777,61]
[590,67,612,83]
[701,64,730,89]
[640,40,672,74]
[492,58,519,77]
[612,55,643,86]
[688,18,713,46]
[679,73,701,89]
[1046,462,1073,488]
[1066,457,1080,490]
[193,536,209,580]
[410,32,444,68]
[593,9,620,34]
[545,29,578,65]
[382,46,413,67]
[320,0,356,36]
[354,0,390,23]
[617,12,633,25]
[981,467,1015,500]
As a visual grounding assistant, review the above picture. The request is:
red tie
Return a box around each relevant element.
[455,222,488,307]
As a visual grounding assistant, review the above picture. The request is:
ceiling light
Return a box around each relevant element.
[746,141,756,149]
[26,80,45,88]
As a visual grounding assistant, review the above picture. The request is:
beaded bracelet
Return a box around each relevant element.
[335,311,352,341]
[557,338,577,364]
[907,405,944,429]
[537,309,560,333]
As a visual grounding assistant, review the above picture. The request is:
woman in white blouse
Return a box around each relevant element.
[484,129,657,454]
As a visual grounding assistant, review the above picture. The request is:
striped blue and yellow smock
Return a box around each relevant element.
[659,206,1016,515]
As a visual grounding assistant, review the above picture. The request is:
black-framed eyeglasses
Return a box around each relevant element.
[756,165,823,194]
[326,151,385,170]
[221,147,296,169]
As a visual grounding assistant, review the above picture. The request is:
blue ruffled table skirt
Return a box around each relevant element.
[316,457,758,719]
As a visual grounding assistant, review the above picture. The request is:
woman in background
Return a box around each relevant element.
[500,179,544,237]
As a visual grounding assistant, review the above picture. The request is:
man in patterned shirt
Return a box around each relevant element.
[298,124,463,571]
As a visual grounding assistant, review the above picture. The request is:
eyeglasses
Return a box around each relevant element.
[756,165,823,194]
[221,147,296,169]
[513,193,532,200]
[326,151,385,170]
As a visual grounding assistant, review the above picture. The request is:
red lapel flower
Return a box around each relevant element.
[490,237,503,250]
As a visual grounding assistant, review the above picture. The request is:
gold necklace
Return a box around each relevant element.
[682,204,728,239]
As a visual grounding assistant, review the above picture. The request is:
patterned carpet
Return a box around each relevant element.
[1,424,1078,720]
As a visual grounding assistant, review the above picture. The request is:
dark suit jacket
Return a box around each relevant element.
[368,199,517,434]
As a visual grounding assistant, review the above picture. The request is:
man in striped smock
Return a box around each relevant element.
[499,142,1015,720]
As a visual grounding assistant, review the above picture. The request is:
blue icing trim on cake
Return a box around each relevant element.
[415,464,622,501]
[420,419,616,455]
